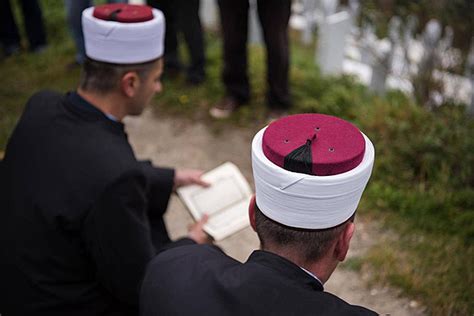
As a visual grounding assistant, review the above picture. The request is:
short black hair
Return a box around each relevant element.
[254,203,355,262]
[79,58,159,94]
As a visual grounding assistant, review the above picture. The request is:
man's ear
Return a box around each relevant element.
[121,71,140,98]
[334,222,355,262]
[248,195,256,232]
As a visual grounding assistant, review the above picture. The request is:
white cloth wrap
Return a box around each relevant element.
[251,127,375,229]
[82,7,165,64]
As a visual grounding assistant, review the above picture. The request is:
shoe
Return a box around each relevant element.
[209,97,240,119]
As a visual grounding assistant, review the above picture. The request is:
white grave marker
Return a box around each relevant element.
[316,10,351,75]
[248,0,263,44]
[301,0,320,45]
[200,0,218,30]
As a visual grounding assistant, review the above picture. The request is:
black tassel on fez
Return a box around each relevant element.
[108,9,122,21]
[284,133,317,175]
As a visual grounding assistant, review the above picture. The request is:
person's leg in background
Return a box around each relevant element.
[177,0,206,85]
[210,0,250,118]
[0,0,21,56]
[19,0,47,52]
[148,0,182,76]
[257,0,291,112]
[64,0,91,65]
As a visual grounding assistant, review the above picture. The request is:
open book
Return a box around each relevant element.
[177,162,253,241]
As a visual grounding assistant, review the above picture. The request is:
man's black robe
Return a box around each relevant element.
[140,245,378,316]
[0,91,192,315]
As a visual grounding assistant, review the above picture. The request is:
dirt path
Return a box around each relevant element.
[125,110,426,316]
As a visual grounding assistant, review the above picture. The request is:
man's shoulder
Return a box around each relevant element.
[25,90,64,111]
[152,244,230,267]
[12,90,69,134]
[30,89,64,100]
[243,253,377,315]
[145,244,234,283]
[314,291,378,315]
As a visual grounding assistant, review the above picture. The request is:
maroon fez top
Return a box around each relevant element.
[262,114,366,176]
[93,4,154,23]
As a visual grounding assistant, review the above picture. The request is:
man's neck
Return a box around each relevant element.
[77,88,126,121]
[302,257,338,284]
[263,246,337,284]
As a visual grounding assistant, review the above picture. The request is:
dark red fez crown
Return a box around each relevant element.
[262,114,365,176]
[93,4,153,23]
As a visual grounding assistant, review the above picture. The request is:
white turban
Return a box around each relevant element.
[82,6,165,64]
[251,127,375,229]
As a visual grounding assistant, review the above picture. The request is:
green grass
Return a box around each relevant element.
[1,1,473,315]
[364,230,473,315]
[341,257,364,272]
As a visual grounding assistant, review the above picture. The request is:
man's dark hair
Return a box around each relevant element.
[79,58,159,94]
[254,203,355,262]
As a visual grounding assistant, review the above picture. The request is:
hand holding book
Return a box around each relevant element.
[177,162,253,241]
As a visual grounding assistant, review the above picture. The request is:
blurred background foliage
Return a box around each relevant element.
[359,0,473,53]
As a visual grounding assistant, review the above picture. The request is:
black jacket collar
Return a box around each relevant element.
[248,250,324,292]
[64,91,125,133]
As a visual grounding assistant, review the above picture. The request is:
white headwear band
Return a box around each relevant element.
[251,127,375,229]
[82,7,165,64]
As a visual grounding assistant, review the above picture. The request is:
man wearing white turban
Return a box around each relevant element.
[0,4,210,315]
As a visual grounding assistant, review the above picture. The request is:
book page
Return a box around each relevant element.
[177,162,252,241]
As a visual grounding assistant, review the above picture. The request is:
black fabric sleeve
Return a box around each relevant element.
[138,160,175,217]
[82,170,155,306]
[138,161,176,250]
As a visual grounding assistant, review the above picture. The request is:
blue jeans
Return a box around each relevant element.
[64,0,127,64]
